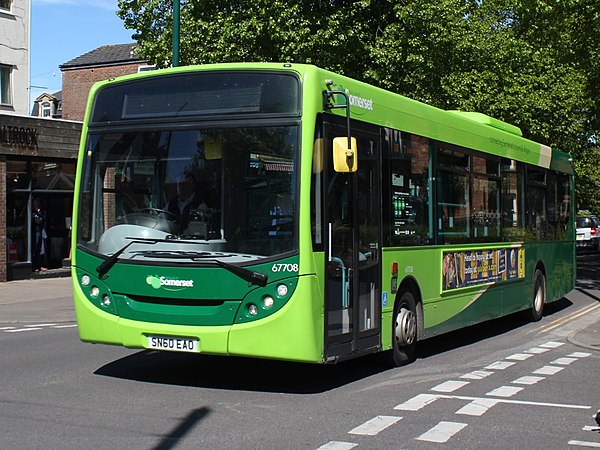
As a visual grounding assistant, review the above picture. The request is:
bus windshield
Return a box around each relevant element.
[77,125,298,263]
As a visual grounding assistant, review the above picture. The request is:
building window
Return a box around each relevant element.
[0,65,12,105]
[0,0,11,11]
[42,101,51,117]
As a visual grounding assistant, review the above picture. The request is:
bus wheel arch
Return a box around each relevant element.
[530,264,547,322]
[387,278,422,367]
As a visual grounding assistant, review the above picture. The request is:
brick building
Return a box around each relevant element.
[2,43,151,281]
[59,43,151,121]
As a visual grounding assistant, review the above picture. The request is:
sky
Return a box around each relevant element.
[30,0,134,101]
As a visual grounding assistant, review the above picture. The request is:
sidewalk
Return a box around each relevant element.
[569,319,600,352]
[0,276,75,323]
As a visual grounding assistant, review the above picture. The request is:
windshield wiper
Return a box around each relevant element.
[133,250,214,259]
[96,237,267,286]
[96,237,198,278]
[96,240,140,278]
[214,260,268,287]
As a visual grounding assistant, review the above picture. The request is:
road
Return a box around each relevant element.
[0,258,599,450]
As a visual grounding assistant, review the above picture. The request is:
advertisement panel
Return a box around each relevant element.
[442,247,525,291]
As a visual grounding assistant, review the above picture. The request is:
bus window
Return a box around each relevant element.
[385,129,431,246]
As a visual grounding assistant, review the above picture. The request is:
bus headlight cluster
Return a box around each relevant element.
[238,279,296,322]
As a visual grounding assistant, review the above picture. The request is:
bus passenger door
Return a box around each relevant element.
[324,123,381,360]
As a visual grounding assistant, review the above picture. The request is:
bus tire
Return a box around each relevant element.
[530,269,546,322]
[387,287,418,367]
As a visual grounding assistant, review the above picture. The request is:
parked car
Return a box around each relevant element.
[576,215,600,251]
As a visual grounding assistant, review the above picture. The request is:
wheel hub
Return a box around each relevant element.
[395,307,416,346]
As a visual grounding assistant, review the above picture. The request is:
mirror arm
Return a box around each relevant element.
[323,90,352,150]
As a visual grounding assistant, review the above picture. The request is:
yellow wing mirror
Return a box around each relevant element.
[333,137,358,173]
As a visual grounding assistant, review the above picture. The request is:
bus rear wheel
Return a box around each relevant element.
[530,269,546,322]
[387,287,418,367]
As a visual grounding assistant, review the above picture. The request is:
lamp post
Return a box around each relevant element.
[173,0,180,67]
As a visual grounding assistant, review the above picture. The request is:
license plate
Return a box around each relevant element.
[576,233,584,240]
[147,335,199,353]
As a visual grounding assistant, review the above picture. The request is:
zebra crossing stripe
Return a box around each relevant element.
[348,415,402,436]
[416,421,468,443]
[316,441,357,450]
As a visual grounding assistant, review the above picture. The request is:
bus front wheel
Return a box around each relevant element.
[530,269,546,322]
[388,287,418,367]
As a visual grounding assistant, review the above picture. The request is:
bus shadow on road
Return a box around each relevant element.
[416,296,573,360]
[94,297,573,394]
[94,350,391,394]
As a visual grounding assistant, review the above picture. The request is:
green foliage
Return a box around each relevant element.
[117,0,600,212]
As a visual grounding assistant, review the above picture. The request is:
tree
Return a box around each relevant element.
[117,0,600,212]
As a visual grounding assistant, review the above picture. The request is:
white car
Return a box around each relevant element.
[576,215,600,251]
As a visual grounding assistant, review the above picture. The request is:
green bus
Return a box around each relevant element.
[72,63,575,366]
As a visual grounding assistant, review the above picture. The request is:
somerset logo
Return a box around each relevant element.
[146,275,194,290]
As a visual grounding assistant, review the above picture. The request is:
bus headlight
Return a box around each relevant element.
[263,295,275,308]
[90,286,100,298]
[81,274,91,286]
[101,295,111,307]
[276,284,288,297]
[248,304,258,316]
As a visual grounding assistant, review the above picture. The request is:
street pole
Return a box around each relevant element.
[173,0,180,67]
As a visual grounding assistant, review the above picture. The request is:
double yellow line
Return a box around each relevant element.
[540,302,600,333]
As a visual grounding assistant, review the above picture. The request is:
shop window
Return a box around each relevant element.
[0,64,12,105]
[0,0,11,11]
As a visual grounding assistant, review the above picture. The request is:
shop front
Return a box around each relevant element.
[1,114,81,281]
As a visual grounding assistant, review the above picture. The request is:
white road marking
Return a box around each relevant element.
[533,365,564,375]
[52,324,77,329]
[348,415,402,436]
[456,398,498,416]
[394,394,439,411]
[568,440,600,448]
[316,441,357,450]
[506,352,534,361]
[438,394,590,410]
[416,421,467,443]
[5,327,42,332]
[568,352,592,358]
[526,347,551,354]
[485,361,516,370]
[460,370,494,380]
[0,326,16,330]
[583,426,600,432]
[486,386,524,397]
[431,380,470,393]
[512,375,545,385]
[551,357,578,365]
[540,341,565,348]
[25,323,57,327]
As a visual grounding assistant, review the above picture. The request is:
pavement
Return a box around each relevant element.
[0,273,598,351]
